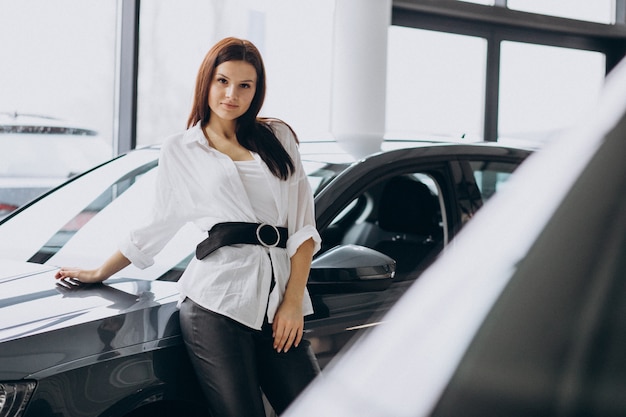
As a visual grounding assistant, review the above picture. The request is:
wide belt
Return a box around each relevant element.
[196,222,288,260]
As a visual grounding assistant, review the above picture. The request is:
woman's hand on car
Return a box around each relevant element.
[54,250,131,284]
[54,267,106,283]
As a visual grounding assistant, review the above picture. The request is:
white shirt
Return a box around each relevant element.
[119,121,321,330]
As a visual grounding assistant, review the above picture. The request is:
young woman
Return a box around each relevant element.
[55,37,322,416]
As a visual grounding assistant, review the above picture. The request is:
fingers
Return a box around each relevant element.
[274,327,300,353]
[55,267,107,286]
[272,320,303,353]
[56,276,83,289]
[272,301,305,353]
[294,328,303,348]
[54,267,93,283]
[54,267,80,280]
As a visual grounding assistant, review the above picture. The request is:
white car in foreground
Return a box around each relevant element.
[285,57,626,417]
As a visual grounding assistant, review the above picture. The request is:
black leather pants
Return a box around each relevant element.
[179,297,321,417]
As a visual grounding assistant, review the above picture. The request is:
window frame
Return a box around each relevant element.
[391,0,626,142]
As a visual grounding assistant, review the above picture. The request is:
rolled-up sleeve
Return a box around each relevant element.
[118,234,155,269]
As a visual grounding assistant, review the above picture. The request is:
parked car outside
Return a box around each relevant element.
[0,113,112,217]
[0,138,531,416]
[283,58,626,417]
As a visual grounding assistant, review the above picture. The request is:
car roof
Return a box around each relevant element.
[141,137,534,167]
[301,137,535,165]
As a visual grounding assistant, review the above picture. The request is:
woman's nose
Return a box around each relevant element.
[225,85,235,98]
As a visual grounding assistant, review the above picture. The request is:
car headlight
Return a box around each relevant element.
[0,382,36,417]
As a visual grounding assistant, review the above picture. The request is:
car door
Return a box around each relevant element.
[305,145,531,367]
[305,148,465,367]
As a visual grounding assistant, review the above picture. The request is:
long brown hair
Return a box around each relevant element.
[187,37,295,180]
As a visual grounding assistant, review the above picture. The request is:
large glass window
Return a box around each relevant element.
[136,0,335,146]
[457,0,617,24]
[507,0,616,24]
[498,42,606,144]
[0,0,116,213]
[386,27,487,141]
[0,1,117,142]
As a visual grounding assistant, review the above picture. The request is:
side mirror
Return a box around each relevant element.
[308,245,396,294]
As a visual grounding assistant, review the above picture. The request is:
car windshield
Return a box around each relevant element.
[0,149,344,280]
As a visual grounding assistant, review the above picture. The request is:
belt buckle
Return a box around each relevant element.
[256,223,280,248]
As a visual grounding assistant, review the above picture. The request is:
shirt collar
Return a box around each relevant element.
[182,122,209,147]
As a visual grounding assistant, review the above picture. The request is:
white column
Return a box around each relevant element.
[331,0,391,158]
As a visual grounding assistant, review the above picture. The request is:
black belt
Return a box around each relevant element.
[196,222,288,260]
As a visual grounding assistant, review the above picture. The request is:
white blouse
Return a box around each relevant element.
[118,121,321,330]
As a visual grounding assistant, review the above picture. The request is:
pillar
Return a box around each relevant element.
[331,0,391,158]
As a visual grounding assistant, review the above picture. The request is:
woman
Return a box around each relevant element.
[55,37,322,416]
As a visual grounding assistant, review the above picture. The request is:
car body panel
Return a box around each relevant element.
[0,261,206,417]
[0,260,181,380]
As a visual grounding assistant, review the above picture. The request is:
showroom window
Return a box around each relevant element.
[0,0,117,214]
[5,1,622,152]
[0,1,116,151]
[0,0,117,150]
[507,0,616,24]
[499,42,606,144]
[136,0,335,147]
[386,27,487,141]
[458,0,618,24]
[392,0,624,143]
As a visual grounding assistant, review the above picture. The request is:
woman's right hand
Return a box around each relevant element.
[54,250,132,284]
[54,267,107,284]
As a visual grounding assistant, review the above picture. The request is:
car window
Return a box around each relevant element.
[469,160,519,202]
[322,172,446,281]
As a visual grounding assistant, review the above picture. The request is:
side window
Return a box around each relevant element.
[326,172,446,281]
[469,160,520,202]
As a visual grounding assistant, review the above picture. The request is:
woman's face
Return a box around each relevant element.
[208,60,257,123]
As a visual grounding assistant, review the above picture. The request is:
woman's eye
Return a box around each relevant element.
[217,78,227,84]
[240,83,251,89]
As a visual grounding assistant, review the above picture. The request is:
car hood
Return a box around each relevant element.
[0,259,181,379]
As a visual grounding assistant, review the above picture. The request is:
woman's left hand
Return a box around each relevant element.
[272,297,303,353]
[274,237,314,353]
